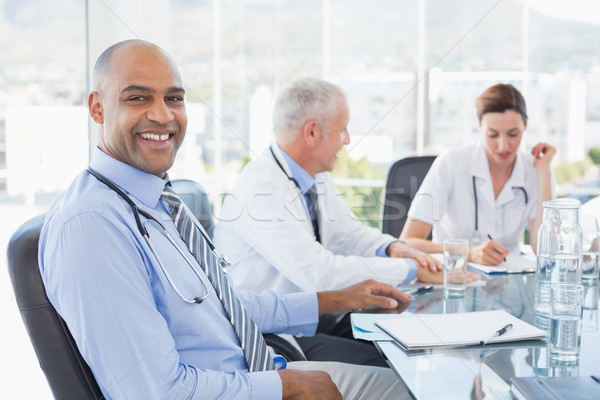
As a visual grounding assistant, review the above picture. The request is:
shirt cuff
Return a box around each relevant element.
[249,370,283,400]
[281,292,318,336]
[376,240,406,257]
[402,259,418,284]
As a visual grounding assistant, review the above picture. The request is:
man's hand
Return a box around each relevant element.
[316,280,411,315]
[469,240,509,266]
[387,241,442,272]
[279,369,341,400]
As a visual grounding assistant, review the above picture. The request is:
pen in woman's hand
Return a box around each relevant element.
[487,234,507,263]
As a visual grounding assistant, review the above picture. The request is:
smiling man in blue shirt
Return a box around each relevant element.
[38,39,410,399]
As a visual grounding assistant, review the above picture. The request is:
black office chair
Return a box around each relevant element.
[7,214,104,400]
[171,179,216,238]
[381,155,437,238]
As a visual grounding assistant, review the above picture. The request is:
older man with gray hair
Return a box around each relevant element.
[214,77,443,365]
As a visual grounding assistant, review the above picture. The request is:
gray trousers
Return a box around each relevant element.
[288,361,410,400]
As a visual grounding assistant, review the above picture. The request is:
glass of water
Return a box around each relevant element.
[582,231,600,283]
[443,238,468,299]
[549,284,584,364]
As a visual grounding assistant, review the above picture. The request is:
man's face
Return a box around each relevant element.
[313,100,350,173]
[90,45,187,177]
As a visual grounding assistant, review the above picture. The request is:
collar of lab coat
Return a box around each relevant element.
[269,143,326,193]
[276,145,315,194]
[469,142,527,207]
[269,143,293,177]
[269,143,300,193]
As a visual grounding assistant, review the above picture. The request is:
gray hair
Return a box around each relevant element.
[273,77,347,143]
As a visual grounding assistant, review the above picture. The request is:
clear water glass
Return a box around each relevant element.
[582,231,600,283]
[443,238,468,299]
[549,284,584,365]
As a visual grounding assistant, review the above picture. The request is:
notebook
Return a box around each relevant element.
[375,309,547,350]
[468,254,536,275]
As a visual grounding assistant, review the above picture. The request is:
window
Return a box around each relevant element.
[1,3,86,399]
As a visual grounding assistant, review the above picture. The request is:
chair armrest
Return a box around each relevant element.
[263,334,307,362]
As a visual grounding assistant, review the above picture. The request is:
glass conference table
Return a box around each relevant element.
[372,274,600,399]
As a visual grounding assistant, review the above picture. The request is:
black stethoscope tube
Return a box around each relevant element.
[88,167,218,252]
[269,147,321,242]
[87,166,221,304]
[269,147,302,191]
[472,175,528,232]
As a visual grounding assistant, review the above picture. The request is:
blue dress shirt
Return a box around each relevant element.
[278,146,415,279]
[38,148,318,400]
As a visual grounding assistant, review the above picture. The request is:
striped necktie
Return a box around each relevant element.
[307,184,321,243]
[160,185,275,372]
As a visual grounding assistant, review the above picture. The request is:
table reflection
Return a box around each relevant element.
[376,274,600,400]
[583,282,599,333]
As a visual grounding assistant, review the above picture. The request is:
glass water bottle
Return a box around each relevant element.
[534,198,582,316]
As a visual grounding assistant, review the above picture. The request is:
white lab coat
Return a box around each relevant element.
[407,142,553,256]
[214,144,413,294]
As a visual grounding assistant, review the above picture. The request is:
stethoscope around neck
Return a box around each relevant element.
[270,146,302,191]
[269,146,321,243]
[87,167,230,305]
[472,175,528,233]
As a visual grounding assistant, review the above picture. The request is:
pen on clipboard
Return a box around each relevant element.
[404,285,434,295]
[487,234,507,262]
[480,323,513,345]
[505,268,535,274]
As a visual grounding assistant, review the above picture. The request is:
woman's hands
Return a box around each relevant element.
[469,240,509,266]
[531,142,556,171]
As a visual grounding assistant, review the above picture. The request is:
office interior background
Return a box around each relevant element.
[2,0,600,397]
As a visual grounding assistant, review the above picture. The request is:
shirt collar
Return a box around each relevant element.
[277,145,315,194]
[89,147,169,208]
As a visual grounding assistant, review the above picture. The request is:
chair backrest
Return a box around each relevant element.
[172,178,215,238]
[381,155,437,238]
[7,214,104,400]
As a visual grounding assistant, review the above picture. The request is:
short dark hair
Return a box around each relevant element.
[93,39,159,92]
[475,83,527,124]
